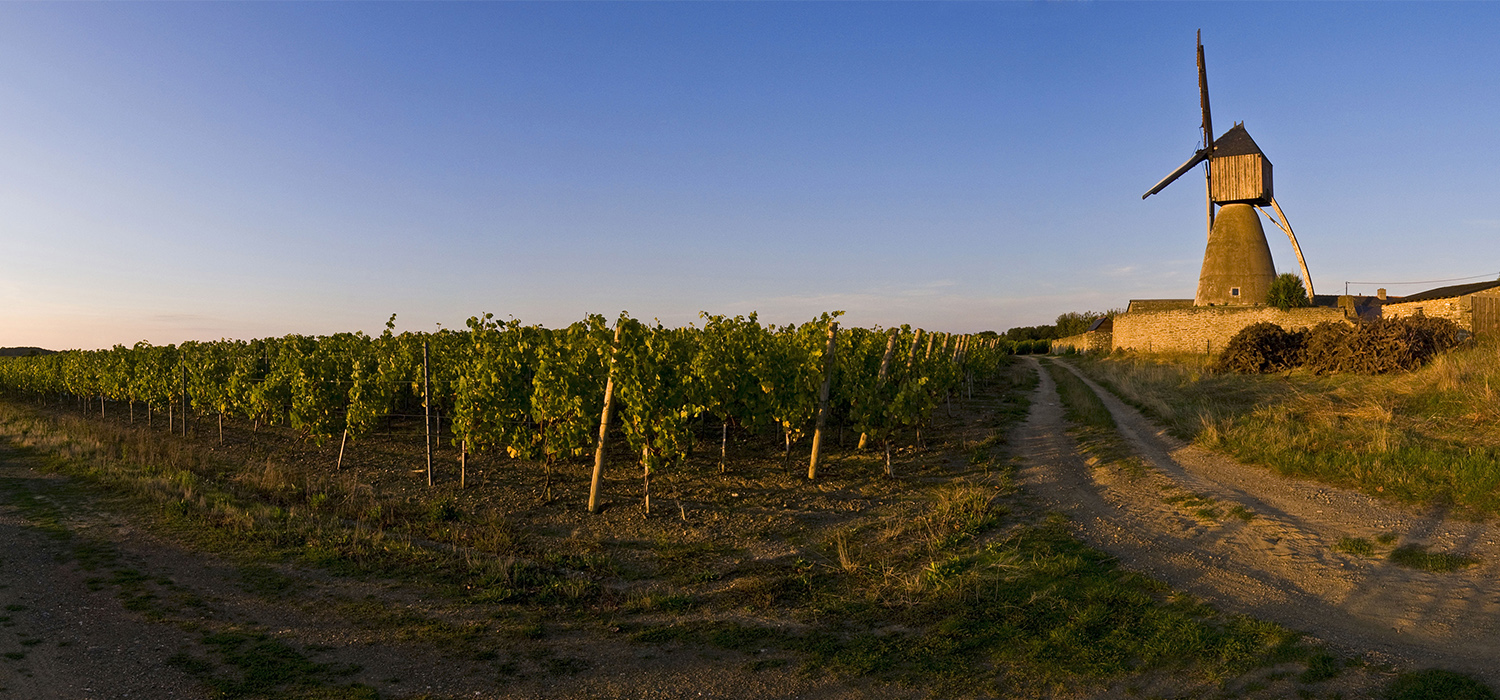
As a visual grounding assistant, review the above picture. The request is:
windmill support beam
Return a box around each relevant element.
[1204,162,1215,240]
[1257,199,1315,301]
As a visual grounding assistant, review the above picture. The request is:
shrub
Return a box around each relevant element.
[1214,322,1305,373]
[1266,273,1311,310]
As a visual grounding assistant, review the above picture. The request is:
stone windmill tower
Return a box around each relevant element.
[1142,32,1314,306]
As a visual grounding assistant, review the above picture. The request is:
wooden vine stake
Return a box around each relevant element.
[423,340,433,487]
[857,328,900,450]
[641,443,653,516]
[807,322,838,480]
[588,321,624,514]
[180,364,188,438]
[336,427,348,470]
[719,421,728,474]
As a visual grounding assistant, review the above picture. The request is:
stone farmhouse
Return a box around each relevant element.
[1378,280,1500,332]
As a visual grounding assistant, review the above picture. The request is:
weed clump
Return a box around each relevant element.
[1388,544,1479,573]
[1335,537,1376,556]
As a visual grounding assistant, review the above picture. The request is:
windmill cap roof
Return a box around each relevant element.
[1213,123,1268,159]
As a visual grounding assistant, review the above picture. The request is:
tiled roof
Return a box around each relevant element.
[1388,280,1500,304]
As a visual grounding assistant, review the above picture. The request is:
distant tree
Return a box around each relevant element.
[0,347,55,358]
[1053,311,1112,338]
[1266,273,1311,310]
[1004,325,1054,342]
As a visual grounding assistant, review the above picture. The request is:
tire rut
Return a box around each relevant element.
[1016,356,1500,683]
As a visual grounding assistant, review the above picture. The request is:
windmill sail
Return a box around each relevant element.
[1142,148,1209,199]
[1197,30,1212,158]
[1142,30,1216,202]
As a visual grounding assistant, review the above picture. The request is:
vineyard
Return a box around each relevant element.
[2,317,1444,698]
[0,312,1023,510]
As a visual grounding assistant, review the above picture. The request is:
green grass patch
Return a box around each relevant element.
[180,629,377,699]
[1336,537,1376,557]
[1044,361,1116,431]
[236,564,304,599]
[623,591,699,614]
[1298,648,1342,683]
[1162,491,1227,521]
[1043,360,1138,472]
[1385,668,1497,700]
[1388,545,1479,573]
[644,518,1311,691]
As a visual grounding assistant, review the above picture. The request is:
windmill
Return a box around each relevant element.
[1142,31,1314,306]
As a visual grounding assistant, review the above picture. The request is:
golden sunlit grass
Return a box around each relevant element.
[1074,340,1500,516]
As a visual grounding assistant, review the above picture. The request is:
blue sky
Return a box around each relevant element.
[2,3,1498,350]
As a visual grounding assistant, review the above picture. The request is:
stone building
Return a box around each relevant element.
[1051,316,1114,354]
[1379,280,1500,338]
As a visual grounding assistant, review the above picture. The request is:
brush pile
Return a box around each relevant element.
[1215,317,1465,375]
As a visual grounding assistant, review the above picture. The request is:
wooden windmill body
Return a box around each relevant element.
[1143,32,1314,306]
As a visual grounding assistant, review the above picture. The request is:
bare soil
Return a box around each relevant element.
[0,437,931,700]
[1022,357,1500,685]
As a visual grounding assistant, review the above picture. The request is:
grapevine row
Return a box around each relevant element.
[0,312,1013,504]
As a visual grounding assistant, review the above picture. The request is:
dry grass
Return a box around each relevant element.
[1075,341,1500,516]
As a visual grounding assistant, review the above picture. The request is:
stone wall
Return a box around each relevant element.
[1126,299,1195,313]
[1112,305,1349,355]
[1380,296,1471,328]
[1051,330,1112,354]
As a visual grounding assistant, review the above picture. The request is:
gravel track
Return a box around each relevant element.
[0,461,204,699]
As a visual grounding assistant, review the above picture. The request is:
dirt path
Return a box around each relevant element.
[0,462,206,699]
[1015,356,1500,683]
